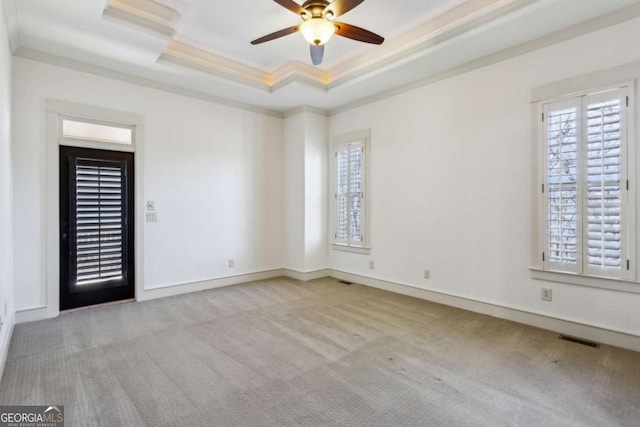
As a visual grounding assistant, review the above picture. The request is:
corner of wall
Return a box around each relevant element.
[0,0,15,380]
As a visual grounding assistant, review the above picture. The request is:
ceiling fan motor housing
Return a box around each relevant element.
[302,0,332,19]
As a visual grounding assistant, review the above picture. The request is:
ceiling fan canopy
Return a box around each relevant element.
[251,0,384,66]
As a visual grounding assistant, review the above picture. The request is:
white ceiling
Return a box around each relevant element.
[160,0,469,70]
[3,0,640,113]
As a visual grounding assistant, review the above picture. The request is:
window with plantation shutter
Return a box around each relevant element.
[333,131,369,250]
[540,86,633,281]
[70,158,128,288]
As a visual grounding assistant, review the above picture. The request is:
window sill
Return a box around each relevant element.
[332,244,371,255]
[530,268,640,294]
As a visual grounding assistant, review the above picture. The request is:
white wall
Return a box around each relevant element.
[283,113,306,271]
[12,57,283,315]
[303,113,328,272]
[329,17,640,337]
[283,111,328,274]
[0,3,14,374]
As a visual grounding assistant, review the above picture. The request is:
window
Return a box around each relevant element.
[61,117,133,145]
[538,86,633,280]
[332,130,369,250]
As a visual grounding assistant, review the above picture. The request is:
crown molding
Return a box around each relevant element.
[327,0,538,90]
[102,0,178,40]
[328,1,640,116]
[158,41,269,91]
[10,1,640,119]
[158,41,329,93]
[13,48,284,118]
[283,105,329,119]
[1,0,20,53]
[102,0,540,93]
[270,61,328,92]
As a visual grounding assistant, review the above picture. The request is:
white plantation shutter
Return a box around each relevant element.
[334,140,365,247]
[544,99,582,273]
[584,91,627,277]
[541,87,631,279]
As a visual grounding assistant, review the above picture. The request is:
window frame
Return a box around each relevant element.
[60,115,135,147]
[331,129,370,253]
[534,82,637,287]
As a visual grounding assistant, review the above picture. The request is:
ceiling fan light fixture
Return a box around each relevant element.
[300,18,335,45]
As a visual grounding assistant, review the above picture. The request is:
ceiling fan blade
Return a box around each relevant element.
[251,26,299,45]
[310,44,324,65]
[325,0,364,17]
[273,0,306,16]
[334,22,384,44]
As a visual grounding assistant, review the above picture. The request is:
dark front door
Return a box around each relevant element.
[60,146,134,310]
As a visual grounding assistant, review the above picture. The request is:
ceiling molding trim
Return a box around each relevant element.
[329,2,640,116]
[14,48,284,119]
[283,105,329,119]
[99,0,540,94]
[1,0,20,53]
[270,61,328,92]
[327,0,539,91]
[102,0,178,40]
[159,41,329,93]
[158,41,269,91]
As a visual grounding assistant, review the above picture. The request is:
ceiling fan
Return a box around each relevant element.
[251,0,384,66]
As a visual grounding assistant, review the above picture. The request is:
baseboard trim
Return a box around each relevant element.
[14,266,639,352]
[15,306,49,324]
[0,310,15,381]
[138,269,285,301]
[282,268,331,281]
[328,269,640,353]
[16,269,286,322]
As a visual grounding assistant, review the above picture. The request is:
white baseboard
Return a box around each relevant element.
[282,268,331,281]
[16,269,286,322]
[15,306,49,324]
[138,269,285,301]
[0,310,15,381]
[14,266,640,353]
[329,269,640,353]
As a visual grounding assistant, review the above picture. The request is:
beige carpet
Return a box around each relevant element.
[1,277,639,426]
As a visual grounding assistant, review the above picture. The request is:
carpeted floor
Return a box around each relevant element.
[1,277,639,426]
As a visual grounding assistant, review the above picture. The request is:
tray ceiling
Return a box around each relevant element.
[3,0,640,113]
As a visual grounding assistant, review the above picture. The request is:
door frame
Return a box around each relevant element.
[59,146,135,310]
[18,99,145,322]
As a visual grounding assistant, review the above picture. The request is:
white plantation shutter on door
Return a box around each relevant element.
[541,87,631,280]
[71,159,127,287]
[334,140,365,247]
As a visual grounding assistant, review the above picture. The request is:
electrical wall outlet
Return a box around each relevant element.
[424,269,430,279]
[541,288,552,301]
[369,261,375,270]
[145,212,157,222]
[228,259,234,268]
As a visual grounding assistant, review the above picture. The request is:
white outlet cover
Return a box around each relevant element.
[146,212,157,222]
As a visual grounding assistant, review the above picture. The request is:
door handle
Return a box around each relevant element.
[62,232,68,240]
